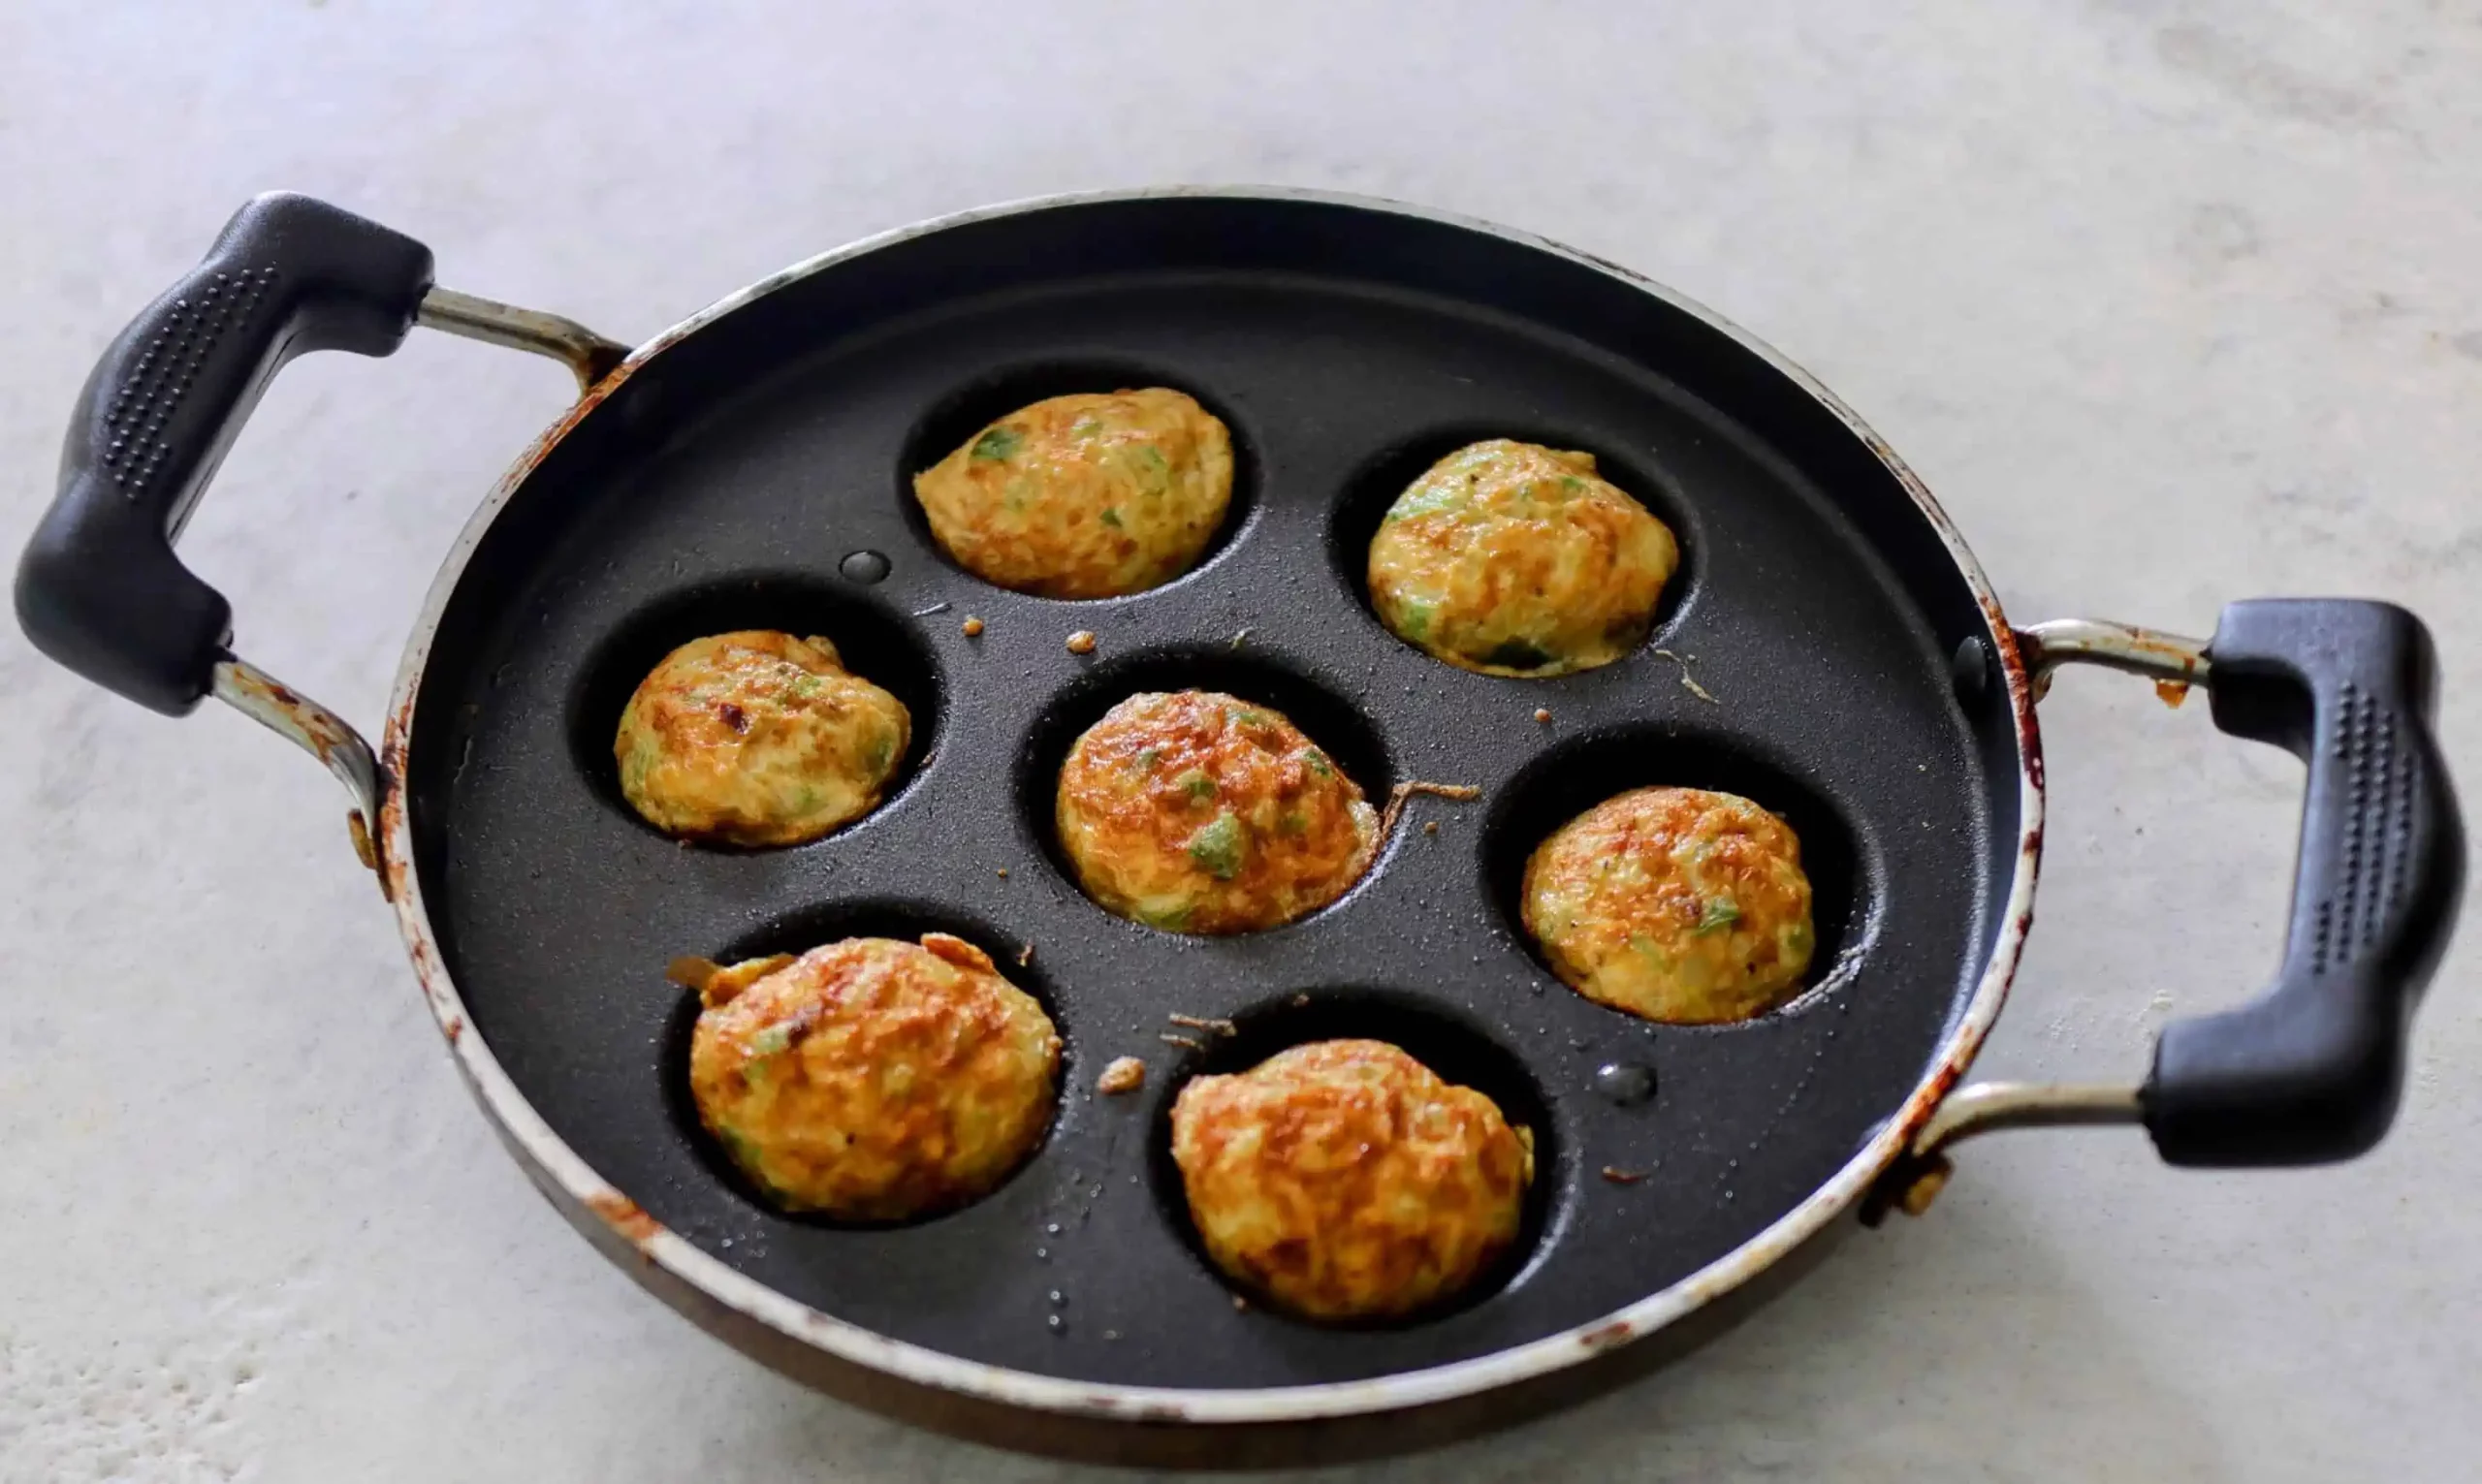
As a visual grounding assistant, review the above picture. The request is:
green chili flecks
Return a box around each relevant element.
[1693,898,1741,934]
[1187,811,1247,879]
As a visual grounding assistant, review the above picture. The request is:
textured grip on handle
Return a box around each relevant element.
[16,193,434,714]
[2144,600,2464,1166]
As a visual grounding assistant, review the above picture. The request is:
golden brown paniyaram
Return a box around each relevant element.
[1169,1038,1534,1321]
[680,934,1060,1220]
[1367,438,1677,678]
[1522,785,1816,1024]
[1055,690,1378,934]
[912,388,1233,598]
[615,630,909,847]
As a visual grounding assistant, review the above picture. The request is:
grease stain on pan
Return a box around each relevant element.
[220,660,393,878]
[586,1189,664,1248]
[220,665,348,770]
[379,692,420,905]
[1984,602,2045,794]
[379,779,462,1039]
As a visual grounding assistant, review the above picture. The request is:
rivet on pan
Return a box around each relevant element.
[1951,636,1991,706]
[839,550,892,584]
[1897,1156,1955,1218]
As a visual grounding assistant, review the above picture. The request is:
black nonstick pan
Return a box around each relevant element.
[16,189,2464,1468]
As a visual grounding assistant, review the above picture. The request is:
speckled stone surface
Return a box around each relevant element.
[3,3,2477,1480]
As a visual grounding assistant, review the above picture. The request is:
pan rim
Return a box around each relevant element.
[376,184,2043,1427]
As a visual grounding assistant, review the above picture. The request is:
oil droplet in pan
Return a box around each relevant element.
[1593,1062,1656,1106]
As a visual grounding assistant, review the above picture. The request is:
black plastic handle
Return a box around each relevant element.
[16,193,434,715]
[2144,600,2464,1166]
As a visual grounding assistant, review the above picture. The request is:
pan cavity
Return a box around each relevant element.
[565,572,945,847]
[1326,426,1700,674]
[658,899,1070,1227]
[1142,987,1566,1326]
[894,360,1262,600]
[1013,646,1398,933]
[1481,725,1874,1026]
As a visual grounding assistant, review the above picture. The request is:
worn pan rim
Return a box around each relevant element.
[375,185,2043,1427]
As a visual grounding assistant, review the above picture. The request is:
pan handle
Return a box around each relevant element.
[2147,600,2463,1164]
[1870,600,2463,1218]
[17,193,436,717]
[15,192,628,873]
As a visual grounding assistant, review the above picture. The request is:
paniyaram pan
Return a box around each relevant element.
[17,190,2463,1468]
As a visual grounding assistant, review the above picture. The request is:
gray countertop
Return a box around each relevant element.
[4,3,2476,1480]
